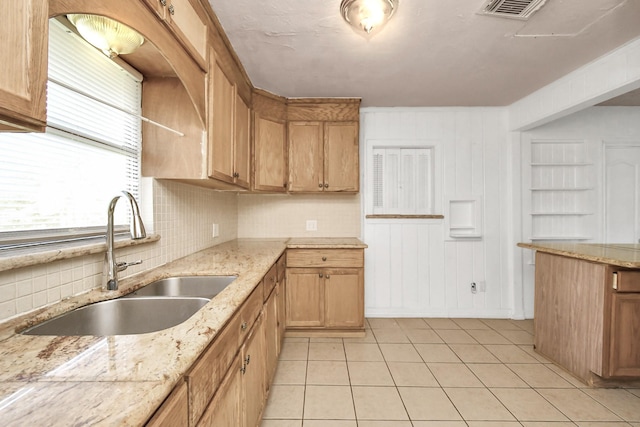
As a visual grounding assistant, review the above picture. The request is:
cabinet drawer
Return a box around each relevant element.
[615,271,640,292]
[263,264,278,302]
[287,249,363,268]
[239,281,264,346]
[277,253,286,283]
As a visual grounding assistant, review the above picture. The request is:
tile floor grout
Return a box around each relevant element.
[261,318,640,427]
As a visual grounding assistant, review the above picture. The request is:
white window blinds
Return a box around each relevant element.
[0,19,142,241]
[372,147,434,214]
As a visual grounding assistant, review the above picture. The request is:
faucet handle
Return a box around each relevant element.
[116,260,143,272]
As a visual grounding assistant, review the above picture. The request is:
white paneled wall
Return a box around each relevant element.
[362,108,514,318]
[0,180,238,321]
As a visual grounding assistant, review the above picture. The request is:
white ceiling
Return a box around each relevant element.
[207,0,640,107]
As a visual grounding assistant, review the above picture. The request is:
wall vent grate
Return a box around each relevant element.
[481,0,547,19]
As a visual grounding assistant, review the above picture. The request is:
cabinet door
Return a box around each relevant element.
[197,355,242,427]
[286,268,324,327]
[324,122,359,192]
[325,268,364,328]
[209,60,235,184]
[0,0,47,132]
[234,93,251,189]
[254,115,287,192]
[147,379,189,427]
[166,0,208,67]
[264,288,279,389]
[608,293,640,377]
[288,121,323,192]
[276,282,286,355]
[242,313,266,427]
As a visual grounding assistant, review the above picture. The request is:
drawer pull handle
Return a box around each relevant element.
[322,257,327,261]
[241,322,248,331]
[245,355,251,365]
[160,0,166,6]
[240,365,246,375]
[168,4,175,15]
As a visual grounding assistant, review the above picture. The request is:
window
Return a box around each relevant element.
[0,19,142,247]
[371,147,434,214]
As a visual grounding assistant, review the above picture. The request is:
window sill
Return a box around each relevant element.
[0,234,160,273]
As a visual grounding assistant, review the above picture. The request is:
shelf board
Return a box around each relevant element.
[530,163,593,166]
[530,187,593,191]
[531,212,593,216]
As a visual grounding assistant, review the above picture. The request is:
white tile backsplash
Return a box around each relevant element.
[0,179,239,321]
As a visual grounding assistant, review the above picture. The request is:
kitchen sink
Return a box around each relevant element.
[124,275,238,299]
[21,297,210,336]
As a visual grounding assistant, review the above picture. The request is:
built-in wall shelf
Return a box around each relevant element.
[526,139,595,242]
[446,196,482,239]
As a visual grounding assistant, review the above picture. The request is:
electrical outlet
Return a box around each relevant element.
[470,282,477,294]
[306,220,317,231]
[212,223,219,237]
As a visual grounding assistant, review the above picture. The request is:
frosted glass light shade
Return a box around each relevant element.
[340,0,397,36]
[67,14,144,58]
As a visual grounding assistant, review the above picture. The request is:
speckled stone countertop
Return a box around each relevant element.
[0,237,365,426]
[518,242,640,268]
[287,237,367,249]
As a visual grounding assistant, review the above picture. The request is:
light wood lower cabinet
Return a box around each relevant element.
[286,249,364,333]
[147,379,189,427]
[534,252,640,384]
[197,355,242,426]
[241,313,266,427]
[264,285,279,388]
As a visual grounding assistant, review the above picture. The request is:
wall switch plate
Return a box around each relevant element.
[306,220,318,231]
[212,223,219,237]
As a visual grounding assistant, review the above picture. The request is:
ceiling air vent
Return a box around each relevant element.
[480,0,547,20]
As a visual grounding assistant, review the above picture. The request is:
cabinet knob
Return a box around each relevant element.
[325,274,330,279]
[318,183,323,188]
[322,257,327,261]
[318,273,323,278]
[233,172,239,178]
[160,0,166,6]
[324,183,329,188]
[168,4,175,15]
[241,322,248,331]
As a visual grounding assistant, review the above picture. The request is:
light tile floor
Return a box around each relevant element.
[261,318,640,427]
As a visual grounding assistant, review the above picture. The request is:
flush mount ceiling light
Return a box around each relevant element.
[67,14,144,58]
[340,0,397,37]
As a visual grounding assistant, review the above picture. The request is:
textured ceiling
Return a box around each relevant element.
[208,0,640,107]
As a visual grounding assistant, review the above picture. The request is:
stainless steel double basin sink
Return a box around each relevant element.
[22,275,237,336]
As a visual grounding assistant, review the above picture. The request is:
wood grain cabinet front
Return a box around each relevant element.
[0,0,48,132]
[286,249,365,333]
[146,379,189,427]
[252,89,288,192]
[142,0,208,68]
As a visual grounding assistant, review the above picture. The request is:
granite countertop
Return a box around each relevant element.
[287,237,367,248]
[0,237,365,426]
[518,242,640,268]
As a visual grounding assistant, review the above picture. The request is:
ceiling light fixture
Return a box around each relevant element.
[340,0,397,37]
[67,14,145,58]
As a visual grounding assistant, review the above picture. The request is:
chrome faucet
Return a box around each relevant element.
[103,191,147,290]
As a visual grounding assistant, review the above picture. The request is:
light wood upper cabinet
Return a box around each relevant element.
[252,89,288,192]
[287,99,360,193]
[0,0,48,132]
[288,122,324,192]
[324,122,359,192]
[208,57,251,189]
[143,0,208,68]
